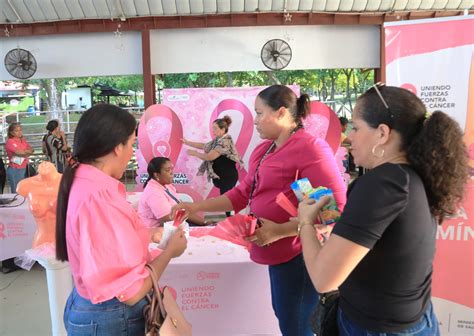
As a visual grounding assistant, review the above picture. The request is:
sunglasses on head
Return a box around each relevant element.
[370,82,394,120]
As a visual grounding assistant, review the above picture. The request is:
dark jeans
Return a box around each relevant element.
[64,287,148,336]
[268,254,318,336]
[338,302,440,336]
[212,175,238,217]
[6,167,26,193]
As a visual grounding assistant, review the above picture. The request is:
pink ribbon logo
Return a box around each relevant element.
[0,223,6,239]
[307,101,341,154]
[138,104,183,165]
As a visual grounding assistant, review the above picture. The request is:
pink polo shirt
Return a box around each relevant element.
[5,137,31,169]
[226,129,347,265]
[138,179,179,228]
[66,164,152,304]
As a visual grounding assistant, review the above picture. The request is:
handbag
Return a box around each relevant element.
[310,290,340,336]
[143,264,192,336]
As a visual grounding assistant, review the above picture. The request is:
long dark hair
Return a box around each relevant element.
[357,86,468,222]
[144,157,171,188]
[257,85,310,127]
[56,104,137,261]
[46,120,59,133]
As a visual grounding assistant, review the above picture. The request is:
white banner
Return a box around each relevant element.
[385,15,474,335]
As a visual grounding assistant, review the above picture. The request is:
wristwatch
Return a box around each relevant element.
[297,221,315,237]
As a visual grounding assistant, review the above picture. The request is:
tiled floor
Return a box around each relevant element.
[0,263,51,335]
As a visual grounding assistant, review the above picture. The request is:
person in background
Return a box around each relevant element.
[183,115,243,216]
[56,105,187,335]
[339,116,351,146]
[298,85,468,336]
[0,157,5,193]
[175,85,347,336]
[138,157,208,227]
[42,120,69,173]
[5,122,33,193]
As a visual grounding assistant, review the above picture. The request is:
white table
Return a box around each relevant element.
[0,194,36,261]
[0,192,142,261]
[158,230,280,335]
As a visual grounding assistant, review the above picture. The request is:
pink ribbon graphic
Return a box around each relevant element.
[308,101,341,154]
[0,223,6,239]
[138,104,183,165]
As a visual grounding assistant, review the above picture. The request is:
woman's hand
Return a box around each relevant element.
[150,227,164,243]
[315,224,334,237]
[181,138,188,145]
[298,196,331,225]
[164,228,187,258]
[187,149,196,157]
[171,202,198,218]
[246,218,284,247]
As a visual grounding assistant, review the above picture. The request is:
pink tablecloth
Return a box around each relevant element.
[0,192,142,261]
[157,230,280,335]
[0,194,36,261]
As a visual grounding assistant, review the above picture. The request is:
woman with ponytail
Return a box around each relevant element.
[56,105,187,335]
[175,85,347,335]
[298,84,469,336]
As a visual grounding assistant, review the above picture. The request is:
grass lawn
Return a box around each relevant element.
[0,97,35,113]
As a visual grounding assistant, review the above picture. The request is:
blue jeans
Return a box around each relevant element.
[63,287,148,336]
[338,302,440,336]
[6,167,26,193]
[268,254,318,336]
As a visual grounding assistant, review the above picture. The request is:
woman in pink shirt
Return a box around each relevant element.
[55,105,187,336]
[175,85,347,336]
[138,156,206,227]
[5,122,33,193]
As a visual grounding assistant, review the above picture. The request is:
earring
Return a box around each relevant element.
[371,144,385,158]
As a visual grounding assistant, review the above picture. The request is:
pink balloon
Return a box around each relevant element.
[17,162,62,248]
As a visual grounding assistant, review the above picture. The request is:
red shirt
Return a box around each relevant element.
[226,129,347,265]
[5,137,31,169]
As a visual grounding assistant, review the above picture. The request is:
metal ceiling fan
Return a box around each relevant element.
[260,39,292,71]
[4,48,37,79]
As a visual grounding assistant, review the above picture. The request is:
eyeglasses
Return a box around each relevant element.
[370,82,394,120]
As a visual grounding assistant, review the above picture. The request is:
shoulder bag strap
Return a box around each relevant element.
[145,264,167,318]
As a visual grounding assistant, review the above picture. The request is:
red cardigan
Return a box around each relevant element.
[226,129,347,265]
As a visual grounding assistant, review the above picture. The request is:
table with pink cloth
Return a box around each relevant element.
[0,192,141,261]
[156,227,280,336]
[0,194,36,261]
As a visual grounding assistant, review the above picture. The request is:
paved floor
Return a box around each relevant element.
[0,263,51,335]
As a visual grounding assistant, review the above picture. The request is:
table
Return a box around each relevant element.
[0,192,143,261]
[157,230,280,335]
[0,194,36,261]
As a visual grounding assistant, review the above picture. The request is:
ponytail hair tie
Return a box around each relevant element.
[68,156,80,169]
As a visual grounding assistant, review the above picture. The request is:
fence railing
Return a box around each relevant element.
[1,107,144,146]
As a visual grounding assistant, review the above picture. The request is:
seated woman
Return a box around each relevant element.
[138,157,208,227]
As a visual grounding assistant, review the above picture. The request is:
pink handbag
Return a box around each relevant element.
[144,265,192,336]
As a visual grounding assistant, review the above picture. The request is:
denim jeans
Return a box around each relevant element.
[6,167,26,193]
[268,254,318,336]
[63,288,148,336]
[338,302,440,336]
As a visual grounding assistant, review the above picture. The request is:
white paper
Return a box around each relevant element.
[11,156,25,165]
[156,221,190,250]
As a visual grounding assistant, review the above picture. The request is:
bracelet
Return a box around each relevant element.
[297,222,315,237]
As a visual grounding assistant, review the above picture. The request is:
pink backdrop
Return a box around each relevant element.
[136,86,345,202]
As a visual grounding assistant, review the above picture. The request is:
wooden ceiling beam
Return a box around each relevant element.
[0,10,470,37]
